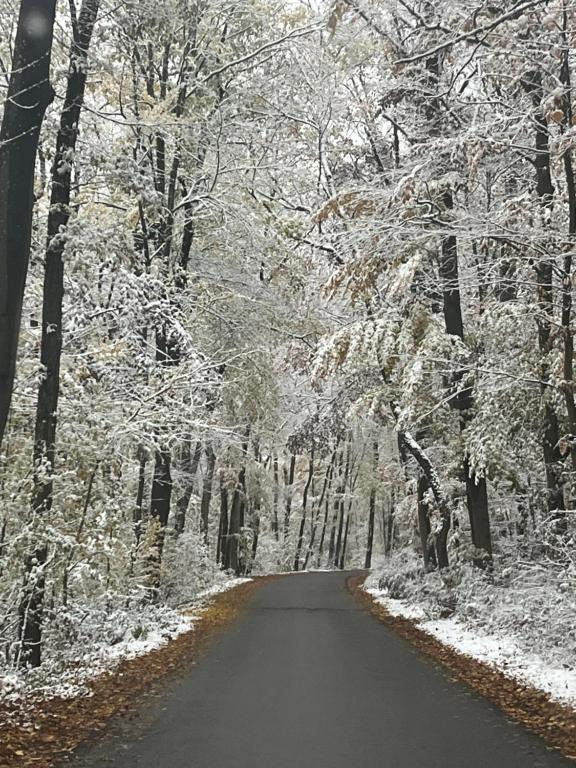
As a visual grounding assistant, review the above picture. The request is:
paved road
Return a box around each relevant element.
[72,572,572,768]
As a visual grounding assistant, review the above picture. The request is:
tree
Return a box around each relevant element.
[18,0,100,668]
[0,0,57,451]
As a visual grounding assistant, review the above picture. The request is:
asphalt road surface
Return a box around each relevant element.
[72,571,572,768]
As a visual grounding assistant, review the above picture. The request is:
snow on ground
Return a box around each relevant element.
[194,577,253,601]
[364,588,427,621]
[364,569,576,707]
[108,577,253,662]
[0,577,251,708]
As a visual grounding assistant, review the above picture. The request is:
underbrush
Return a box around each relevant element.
[369,543,576,670]
[0,531,241,706]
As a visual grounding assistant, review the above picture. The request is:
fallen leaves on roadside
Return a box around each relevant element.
[348,573,576,763]
[0,579,265,768]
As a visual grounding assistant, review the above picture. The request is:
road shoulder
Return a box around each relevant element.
[348,573,576,763]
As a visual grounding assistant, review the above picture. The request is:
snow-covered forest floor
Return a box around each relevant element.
[0,574,250,710]
[366,551,576,706]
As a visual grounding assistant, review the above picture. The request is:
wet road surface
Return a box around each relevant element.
[71,571,572,767]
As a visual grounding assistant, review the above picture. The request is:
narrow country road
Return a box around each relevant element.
[72,572,572,768]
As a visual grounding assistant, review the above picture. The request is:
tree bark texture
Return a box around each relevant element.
[19,0,99,667]
[0,0,57,453]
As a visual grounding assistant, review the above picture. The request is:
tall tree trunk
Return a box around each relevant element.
[0,0,57,453]
[129,445,147,574]
[320,448,343,567]
[559,20,576,530]
[440,189,492,567]
[384,493,396,557]
[521,68,565,518]
[134,447,147,540]
[217,476,229,566]
[227,481,245,575]
[390,402,451,568]
[294,451,314,571]
[283,453,296,540]
[334,498,346,567]
[364,441,378,569]
[199,444,216,543]
[227,432,249,575]
[0,516,7,577]
[327,495,340,567]
[174,439,202,534]
[19,0,99,667]
[146,447,172,593]
[316,484,334,568]
[272,453,280,540]
[339,512,350,570]
[417,473,437,571]
[249,502,260,572]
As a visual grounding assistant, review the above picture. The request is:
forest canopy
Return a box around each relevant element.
[0,0,575,684]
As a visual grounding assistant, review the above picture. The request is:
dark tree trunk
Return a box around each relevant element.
[225,491,237,571]
[339,513,350,570]
[364,441,378,569]
[227,482,245,575]
[226,433,249,575]
[141,445,173,596]
[440,190,492,567]
[217,478,229,565]
[147,447,172,589]
[132,445,147,561]
[175,194,194,289]
[249,504,260,572]
[316,485,334,568]
[174,439,202,534]
[417,474,437,570]
[439,203,464,341]
[559,30,576,530]
[199,444,216,543]
[248,440,262,571]
[365,485,376,569]
[0,516,7,577]
[294,452,314,571]
[32,0,100,515]
[327,496,339,567]
[385,493,396,556]
[521,68,565,518]
[283,453,296,540]
[464,455,491,558]
[272,453,280,540]
[0,0,57,453]
[391,402,451,568]
[321,449,343,567]
[19,0,99,667]
[334,499,345,567]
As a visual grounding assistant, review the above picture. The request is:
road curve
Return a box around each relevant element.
[71,571,572,768]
